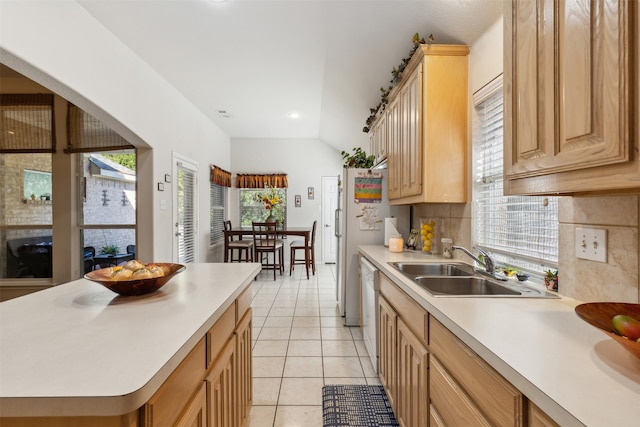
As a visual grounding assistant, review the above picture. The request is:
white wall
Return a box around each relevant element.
[469,16,504,93]
[230,138,343,262]
[0,0,230,264]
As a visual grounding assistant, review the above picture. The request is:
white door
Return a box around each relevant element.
[173,154,198,263]
[321,176,338,263]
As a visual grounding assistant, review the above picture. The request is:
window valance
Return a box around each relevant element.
[0,94,55,153]
[65,103,134,153]
[236,173,288,188]
[211,165,232,187]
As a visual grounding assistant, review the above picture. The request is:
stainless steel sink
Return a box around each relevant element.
[414,276,519,296]
[412,276,558,298]
[389,262,475,277]
[388,262,558,298]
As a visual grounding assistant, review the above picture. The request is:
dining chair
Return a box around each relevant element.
[289,220,317,279]
[83,246,96,273]
[252,222,283,280]
[224,220,253,262]
[17,244,53,278]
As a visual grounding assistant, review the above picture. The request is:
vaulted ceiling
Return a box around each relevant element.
[78,0,503,153]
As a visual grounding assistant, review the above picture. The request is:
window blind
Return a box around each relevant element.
[177,164,197,263]
[0,94,55,153]
[210,183,227,245]
[66,104,134,153]
[473,76,558,273]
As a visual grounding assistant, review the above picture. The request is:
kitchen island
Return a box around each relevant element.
[359,245,640,427]
[0,262,260,426]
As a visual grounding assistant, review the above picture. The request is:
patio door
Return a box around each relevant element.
[173,154,198,263]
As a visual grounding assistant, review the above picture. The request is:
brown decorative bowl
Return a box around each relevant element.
[575,302,640,359]
[84,263,186,296]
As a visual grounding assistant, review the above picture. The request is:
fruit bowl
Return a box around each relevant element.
[84,262,185,296]
[575,302,640,359]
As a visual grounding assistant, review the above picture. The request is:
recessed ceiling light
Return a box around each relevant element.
[288,112,300,119]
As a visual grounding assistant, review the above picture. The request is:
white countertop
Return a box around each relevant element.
[0,262,260,417]
[359,245,640,427]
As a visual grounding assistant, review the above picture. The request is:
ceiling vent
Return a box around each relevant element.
[216,110,230,118]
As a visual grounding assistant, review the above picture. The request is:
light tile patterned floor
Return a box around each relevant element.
[246,263,379,427]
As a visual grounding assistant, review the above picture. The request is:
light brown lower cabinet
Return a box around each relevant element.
[528,403,561,427]
[429,317,525,427]
[207,336,236,427]
[430,356,491,426]
[234,309,253,427]
[376,270,562,427]
[378,295,397,409]
[140,286,253,427]
[176,382,207,427]
[378,272,428,427]
[396,318,428,427]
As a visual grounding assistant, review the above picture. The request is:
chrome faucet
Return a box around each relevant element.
[451,246,496,275]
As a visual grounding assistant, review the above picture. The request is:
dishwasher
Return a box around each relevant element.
[360,257,380,373]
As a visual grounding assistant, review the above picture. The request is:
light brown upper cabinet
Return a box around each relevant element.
[370,44,469,204]
[504,0,638,195]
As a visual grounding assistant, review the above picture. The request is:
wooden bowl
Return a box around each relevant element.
[84,263,185,296]
[575,302,640,359]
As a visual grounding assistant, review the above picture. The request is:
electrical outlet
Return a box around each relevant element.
[575,227,607,263]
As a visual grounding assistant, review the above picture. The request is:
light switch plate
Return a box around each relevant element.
[575,227,607,263]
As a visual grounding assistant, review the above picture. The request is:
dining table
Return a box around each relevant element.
[224,225,313,278]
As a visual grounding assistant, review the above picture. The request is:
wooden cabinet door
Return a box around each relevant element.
[400,63,422,198]
[429,356,491,427]
[378,295,397,410]
[528,402,560,427]
[386,97,402,199]
[235,310,252,427]
[370,115,388,165]
[504,0,632,191]
[143,339,206,427]
[396,318,428,427]
[207,336,236,427]
[175,382,207,427]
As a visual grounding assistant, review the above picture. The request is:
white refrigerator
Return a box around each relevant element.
[335,168,409,326]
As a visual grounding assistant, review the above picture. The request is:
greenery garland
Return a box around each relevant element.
[363,33,434,133]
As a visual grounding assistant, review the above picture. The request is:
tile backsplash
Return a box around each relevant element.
[413,195,640,303]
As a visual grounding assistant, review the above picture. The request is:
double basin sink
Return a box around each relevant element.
[389,262,558,298]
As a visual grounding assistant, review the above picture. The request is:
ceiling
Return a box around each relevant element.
[75,0,503,153]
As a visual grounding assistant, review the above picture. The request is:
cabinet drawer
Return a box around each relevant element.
[528,402,560,427]
[145,338,206,427]
[430,356,491,426]
[430,317,524,427]
[380,273,427,344]
[236,285,252,322]
[207,303,236,368]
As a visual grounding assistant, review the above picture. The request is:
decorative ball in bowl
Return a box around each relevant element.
[84,260,186,296]
[575,302,640,359]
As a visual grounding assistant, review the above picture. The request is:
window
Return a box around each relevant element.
[239,188,287,228]
[473,75,558,277]
[80,151,137,272]
[0,153,53,279]
[210,183,227,245]
[176,160,197,263]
